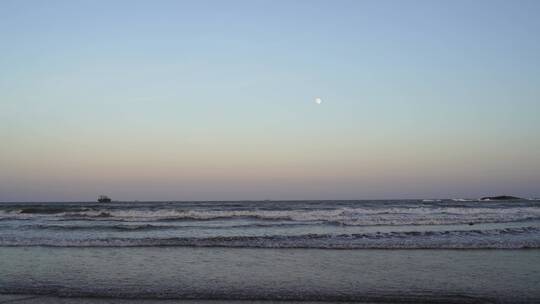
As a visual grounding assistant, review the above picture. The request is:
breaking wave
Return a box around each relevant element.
[1,227,539,249]
[5,222,314,232]
[2,206,540,226]
[2,200,540,250]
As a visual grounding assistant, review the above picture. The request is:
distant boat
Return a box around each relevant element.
[97,195,112,203]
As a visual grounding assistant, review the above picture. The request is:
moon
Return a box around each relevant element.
[315,97,322,104]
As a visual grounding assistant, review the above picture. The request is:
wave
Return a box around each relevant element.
[2,227,539,249]
[56,206,540,226]
[31,224,174,231]
[11,221,315,232]
[3,206,540,226]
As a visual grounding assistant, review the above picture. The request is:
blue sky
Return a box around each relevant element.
[1,0,539,201]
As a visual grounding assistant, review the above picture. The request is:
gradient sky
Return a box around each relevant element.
[1,0,539,201]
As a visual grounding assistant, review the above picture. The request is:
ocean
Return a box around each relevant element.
[1,199,540,303]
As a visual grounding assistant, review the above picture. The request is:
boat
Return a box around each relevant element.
[97,195,112,203]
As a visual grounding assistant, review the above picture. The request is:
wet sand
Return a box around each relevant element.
[1,247,540,303]
[0,295,384,304]
[0,296,375,304]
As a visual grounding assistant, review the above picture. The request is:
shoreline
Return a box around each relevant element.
[0,294,487,304]
[2,245,540,250]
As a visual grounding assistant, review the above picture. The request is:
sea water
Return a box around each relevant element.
[1,199,539,302]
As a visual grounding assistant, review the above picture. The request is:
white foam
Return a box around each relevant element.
[1,226,539,249]
[1,206,536,227]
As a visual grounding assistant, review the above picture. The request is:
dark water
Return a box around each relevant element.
[1,200,540,303]
[1,199,540,248]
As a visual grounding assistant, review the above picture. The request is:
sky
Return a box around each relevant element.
[1,0,539,201]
